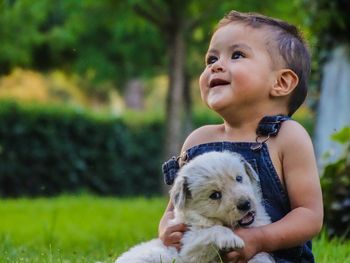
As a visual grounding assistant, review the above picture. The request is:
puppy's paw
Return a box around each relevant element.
[218,236,244,251]
[216,232,245,251]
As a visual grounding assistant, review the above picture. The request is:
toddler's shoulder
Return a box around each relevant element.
[182,124,223,152]
[277,119,313,151]
[279,119,311,139]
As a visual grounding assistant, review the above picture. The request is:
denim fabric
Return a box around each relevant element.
[162,115,314,262]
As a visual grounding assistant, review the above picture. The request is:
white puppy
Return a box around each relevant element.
[116,151,275,263]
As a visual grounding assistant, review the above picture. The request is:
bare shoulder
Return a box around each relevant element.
[181,124,223,152]
[277,119,313,150]
[275,119,317,178]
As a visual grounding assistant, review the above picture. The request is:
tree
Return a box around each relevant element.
[0,0,308,163]
[0,0,51,74]
[131,0,221,160]
[135,1,181,158]
[131,0,309,161]
[0,0,165,94]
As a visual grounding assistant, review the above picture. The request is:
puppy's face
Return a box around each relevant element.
[170,151,259,227]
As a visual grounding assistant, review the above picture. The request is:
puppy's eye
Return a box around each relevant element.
[209,191,222,200]
[236,175,243,183]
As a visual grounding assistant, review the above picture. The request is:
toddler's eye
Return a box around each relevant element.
[209,191,222,200]
[231,51,244,60]
[206,55,218,65]
[236,175,243,183]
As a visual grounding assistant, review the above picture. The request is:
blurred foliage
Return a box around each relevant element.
[0,0,310,90]
[0,68,126,111]
[0,0,165,91]
[0,0,314,159]
[321,127,350,238]
[0,100,163,197]
[305,0,350,50]
[293,106,315,136]
[302,0,350,103]
[0,100,212,197]
[0,68,88,105]
[0,0,49,69]
[0,100,315,197]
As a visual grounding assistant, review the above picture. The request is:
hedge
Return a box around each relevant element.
[0,100,313,197]
[0,101,164,197]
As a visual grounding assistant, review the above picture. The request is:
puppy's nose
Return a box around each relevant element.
[237,200,251,212]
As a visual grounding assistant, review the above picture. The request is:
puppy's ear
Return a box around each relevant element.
[170,175,190,209]
[243,161,260,183]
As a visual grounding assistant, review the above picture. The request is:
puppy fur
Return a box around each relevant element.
[116,151,275,263]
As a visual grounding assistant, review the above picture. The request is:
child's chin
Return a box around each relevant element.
[207,101,227,111]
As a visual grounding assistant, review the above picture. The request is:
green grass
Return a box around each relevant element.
[0,195,349,263]
[0,195,166,263]
[313,232,350,263]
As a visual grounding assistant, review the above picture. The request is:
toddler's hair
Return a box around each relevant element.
[217,10,310,116]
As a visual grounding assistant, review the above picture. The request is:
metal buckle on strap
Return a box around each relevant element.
[251,115,290,151]
[177,151,189,167]
[250,134,271,151]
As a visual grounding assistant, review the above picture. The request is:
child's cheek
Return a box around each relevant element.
[199,72,209,95]
[199,71,207,88]
[231,69,256,91]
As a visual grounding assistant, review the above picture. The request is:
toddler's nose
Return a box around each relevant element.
[211,60,225,73]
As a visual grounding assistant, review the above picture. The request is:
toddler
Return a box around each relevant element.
[160,10,323,262]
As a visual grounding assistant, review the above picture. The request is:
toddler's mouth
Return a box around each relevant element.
[209,78,230,88]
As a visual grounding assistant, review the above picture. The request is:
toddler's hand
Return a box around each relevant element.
[159,211,187,251]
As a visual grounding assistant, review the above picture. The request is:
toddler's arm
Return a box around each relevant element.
[224,121,323,261]
[158,201,187,251]
[158,135,199,250]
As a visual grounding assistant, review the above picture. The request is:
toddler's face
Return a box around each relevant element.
[199,23,279,114]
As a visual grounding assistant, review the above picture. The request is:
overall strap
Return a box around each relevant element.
[256,115,291,136]
[162,151,189,185]
[251,115,291,151]
[162,157,180,185]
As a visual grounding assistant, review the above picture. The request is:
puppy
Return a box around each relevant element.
[116,151,275,263]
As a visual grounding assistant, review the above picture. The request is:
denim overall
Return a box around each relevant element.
[162,115,314,263]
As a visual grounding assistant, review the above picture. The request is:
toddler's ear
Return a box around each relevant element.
[270,69,299,97]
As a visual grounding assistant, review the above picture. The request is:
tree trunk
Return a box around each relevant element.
[164,29,186,159]
[183,72,193,137]
[134,1,191,193]
[124,78,145,110]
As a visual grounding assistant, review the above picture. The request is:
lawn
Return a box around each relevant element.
[0,195,349,263]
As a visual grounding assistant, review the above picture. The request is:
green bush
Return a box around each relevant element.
[0,101,164,197]
[321,127,350,238]
[0,100,315,197]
